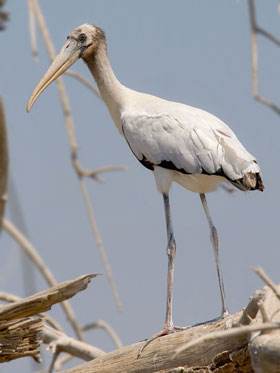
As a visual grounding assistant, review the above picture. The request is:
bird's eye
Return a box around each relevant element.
[79,33,87,43]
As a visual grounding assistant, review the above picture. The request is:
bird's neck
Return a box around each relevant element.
[85,42,126,134]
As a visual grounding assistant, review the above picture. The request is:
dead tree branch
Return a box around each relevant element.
[41,326,105,362]
[0,274,96,363]
[248,0,280,115]
[59,273,280,373]
[82,320,123,349]
[29,0,122,311]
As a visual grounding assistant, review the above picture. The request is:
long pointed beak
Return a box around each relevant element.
[26,39,81,112]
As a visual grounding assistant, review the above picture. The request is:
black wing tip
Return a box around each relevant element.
[232,172,264,192]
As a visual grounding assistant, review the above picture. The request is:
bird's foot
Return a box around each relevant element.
[192,310,231,328]
[137,323,189,358]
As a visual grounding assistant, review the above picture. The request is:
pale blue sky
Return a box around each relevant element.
[1,1,280,371]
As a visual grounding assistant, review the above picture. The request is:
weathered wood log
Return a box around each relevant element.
[62,284,280,373]
[0,274,97,321]
[62,311,249,373]
[0,274,97,362]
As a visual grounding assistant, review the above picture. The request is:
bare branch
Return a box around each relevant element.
[41,326,106,361]
[82,320,123,349]
[54,354,73,371]
[79,178,122,311]
[0,94,8,230]
[27,0,38,62]
[2,218,84,341]
[253,266,280,300]
[65,70,101,99]
[30,0,122,310]
[248,0,280,115]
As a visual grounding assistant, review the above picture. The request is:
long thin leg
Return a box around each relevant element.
[138,193,177,357]
[200,193,229,317]
[163,192,176,330]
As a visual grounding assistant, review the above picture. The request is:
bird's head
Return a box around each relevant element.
[26,24,105,112]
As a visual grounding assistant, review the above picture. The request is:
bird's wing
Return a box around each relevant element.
[121,100,260,181]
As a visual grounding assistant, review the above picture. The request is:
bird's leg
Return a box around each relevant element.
[199,193,229,318]
[138,193,178,358]
[163,192,176,331]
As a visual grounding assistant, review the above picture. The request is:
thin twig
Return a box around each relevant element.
[27,0,38,62]
[65,70,101,99]
[2,218,84,341]
[82,320,123,349]
[31,0,122,310]
[42,326,106,361]
[73,157,127,183]
[253,266,280,300]
[79,178,122,311]
[174,321,280,357]
[248,0,280,115]
[0,94,8,230]
[54,354,73,371]
[48,350,59,373]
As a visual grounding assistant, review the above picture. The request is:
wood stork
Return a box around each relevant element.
[27,24,264,352]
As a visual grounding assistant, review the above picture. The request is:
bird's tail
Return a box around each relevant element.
[230,172,264,192]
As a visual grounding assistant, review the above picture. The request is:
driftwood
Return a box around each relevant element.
[62,282,280,373]
[0,274,96,362]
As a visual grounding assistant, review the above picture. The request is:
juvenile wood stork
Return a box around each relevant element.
[27,24,264,351]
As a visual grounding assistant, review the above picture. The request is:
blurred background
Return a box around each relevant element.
[0,0,279,371]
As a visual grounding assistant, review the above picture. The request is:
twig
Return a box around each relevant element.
[65,70,101,99]
[0,94,8,230]
[2,218,84,341]
[79,178,122,311]
[73,158,126,183]
[54,354,73,371]
[48,350,59,373]
[248,0,280,115]
[174,321,280,357]
[27,0,38,62]
[42,325,106,361]
[30,0,122,311]
[253,266,280,300]
[82,320,123,349]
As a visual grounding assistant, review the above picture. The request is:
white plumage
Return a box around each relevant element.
[27,24,264,353]
[121,92,260,193]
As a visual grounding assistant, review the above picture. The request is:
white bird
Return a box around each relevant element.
[27,24,264,352]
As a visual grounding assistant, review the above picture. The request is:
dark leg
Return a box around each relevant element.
[138,193,177,357]
[200,193,229,317]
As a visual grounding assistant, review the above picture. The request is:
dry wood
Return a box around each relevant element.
[0,317,44,363]
[41,325,105,361]
[0,274,96,363]
[248,285,280,372]
[62,311,249,373]
[60,281,280,373]
[0,274,97,321]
